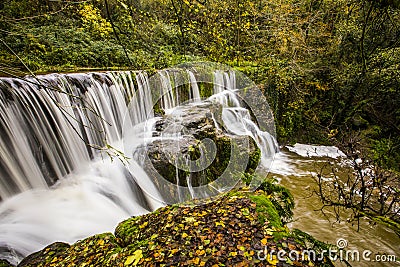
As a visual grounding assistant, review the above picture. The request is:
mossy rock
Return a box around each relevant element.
[18,190,334,266]
[143,102,261,203]
[0,259,14,267]
[18,242,70,267]
[18,234,120,267]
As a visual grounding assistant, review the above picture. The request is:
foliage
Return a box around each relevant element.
[78,3,112,38]
[0,1,398,264]
[242,174,295,224]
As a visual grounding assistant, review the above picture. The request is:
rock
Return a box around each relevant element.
[140,102,261,202]
[0,259,14,267]
[17,242,69,267]
[17,234,121,267]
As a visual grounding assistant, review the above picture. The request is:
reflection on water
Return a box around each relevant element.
[270,146,399,267]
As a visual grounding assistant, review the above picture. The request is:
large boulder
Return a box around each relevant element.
[139,102,261,203]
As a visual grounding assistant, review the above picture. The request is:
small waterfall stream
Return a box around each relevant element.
[0,67,278,264]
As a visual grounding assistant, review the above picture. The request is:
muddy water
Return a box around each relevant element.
[269,146,399,267]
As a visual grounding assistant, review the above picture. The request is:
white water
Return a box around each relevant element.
[0,69,278,264]
[0,160,147,260]
[286,143,346,159]
[187,70,201,103]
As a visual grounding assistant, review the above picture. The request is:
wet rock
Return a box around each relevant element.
[141,102,260,202]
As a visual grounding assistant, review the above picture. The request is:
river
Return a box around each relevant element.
[270,144,399,267]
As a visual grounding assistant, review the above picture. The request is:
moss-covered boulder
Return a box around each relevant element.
[18,190,334,267]
[141,102,261,203]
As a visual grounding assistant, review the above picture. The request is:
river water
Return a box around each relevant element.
[270,144,399,267]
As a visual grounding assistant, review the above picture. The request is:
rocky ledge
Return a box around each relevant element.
[5,188,334,267]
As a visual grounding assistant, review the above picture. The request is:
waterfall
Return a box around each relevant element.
[187,70,201,103]
[210,70,278,171]
[0,71,163,264]
[0,72,148,199]
[0,67,277,264]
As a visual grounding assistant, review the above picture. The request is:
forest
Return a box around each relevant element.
[0,0,399,232]
[1,0,399,170]
[0,1,399,266]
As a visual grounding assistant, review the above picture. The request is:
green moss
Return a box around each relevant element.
[291,229,331,251]
[258,178,295,223]
[115,217,141,246]
[360,212,400,236]
[198,82,213,98]
[245,141,261,174]
[248,193,283,228]
[290,229,335,267]
[0,259,13,267]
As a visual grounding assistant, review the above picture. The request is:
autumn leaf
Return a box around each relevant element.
[184,216,196,223]
[192,257,200,264]
[241,208,250,216]
[215,221,225,227]
[124,250,143,266]
[267,255,279,265]
[196,249,206,256]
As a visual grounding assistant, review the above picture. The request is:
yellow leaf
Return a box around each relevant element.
[168,248,179,257]
[261,238,268,245]
[196,249,206,256]
[184,217,196,223]
[266,228,274,235]
[124,250,143,266]
[139,221,148,229]
[150,234,158,239]
[267,255,279,265]
[215,221,225,227]
[182,232,188,238]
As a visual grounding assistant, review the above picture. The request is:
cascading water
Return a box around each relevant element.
[210,70,278,170]
[0,67,278,264]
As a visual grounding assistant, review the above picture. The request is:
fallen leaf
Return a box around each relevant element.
[124,250,143,266]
